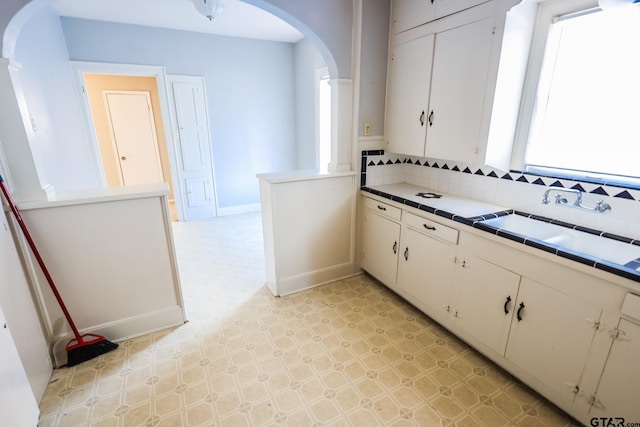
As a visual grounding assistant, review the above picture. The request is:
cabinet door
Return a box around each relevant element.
[435,0,491,20]
[362,211,401,290]
[505,278,601,401]
[0,305,40,426]
[454,256,521,356]
[391,0,437,34]
[397,227,457,321]
[425,17,495,163]
[385,34,435,157]
[391,0,491,34]
[589,319,640,421]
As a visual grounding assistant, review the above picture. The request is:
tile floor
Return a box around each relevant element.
[38,212,580,426]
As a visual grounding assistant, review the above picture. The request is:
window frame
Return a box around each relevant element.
[508,0,632,181]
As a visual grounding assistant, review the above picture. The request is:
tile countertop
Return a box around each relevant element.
[362,183,509,222]
[362,183,640,284]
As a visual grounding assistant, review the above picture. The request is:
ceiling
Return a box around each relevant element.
[52,0,304,43]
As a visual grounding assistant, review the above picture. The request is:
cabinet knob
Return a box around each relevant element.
[428,110,434,127]
[392,241,398,254]
[121,156,127,161]
[403,247,409,261]
[423,224,436,231]
[516,302,525,321]
[419,110,425,127]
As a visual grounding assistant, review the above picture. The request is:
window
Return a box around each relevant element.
[516,0,640,186]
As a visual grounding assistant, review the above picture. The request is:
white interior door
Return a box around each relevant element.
[104,91,164,186]
[167,75,217,221]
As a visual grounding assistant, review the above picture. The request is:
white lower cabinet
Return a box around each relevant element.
[453,256,521,356]
[505,278,601,404]
[360,194,639,424]
[397,225,457,322]
[588,304,640,421]
[361,199,402,291]
[0,304,40,426]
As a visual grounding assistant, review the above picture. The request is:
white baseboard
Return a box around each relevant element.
[51,305,185,367]
[266,262,357,297]
[217,203,261,216]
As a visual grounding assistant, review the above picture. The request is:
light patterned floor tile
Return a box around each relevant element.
[38,212,581,426]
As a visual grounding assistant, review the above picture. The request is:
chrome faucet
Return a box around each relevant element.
[542,188,611,213]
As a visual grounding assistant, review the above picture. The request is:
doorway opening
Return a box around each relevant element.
[83,72,179,220]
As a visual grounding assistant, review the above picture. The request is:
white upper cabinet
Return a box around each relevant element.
[425,17,495,162]
[385,34,435,157]
[391,0,491,34]
[385,0,531,170]
[385,16,495,159]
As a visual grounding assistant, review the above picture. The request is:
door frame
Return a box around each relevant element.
[70,61,184,218]
[165,74,219,219]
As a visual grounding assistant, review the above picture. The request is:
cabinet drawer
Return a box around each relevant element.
[405,212,459,244]
[621,293,640,323]
[364,198,402,221]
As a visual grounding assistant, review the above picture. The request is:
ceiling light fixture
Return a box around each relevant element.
[193,0,228,21]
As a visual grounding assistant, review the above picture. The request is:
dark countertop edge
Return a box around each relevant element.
[361,186,640,284]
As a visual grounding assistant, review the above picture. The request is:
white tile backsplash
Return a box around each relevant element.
[362,152,640,240]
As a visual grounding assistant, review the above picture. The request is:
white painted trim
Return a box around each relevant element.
[315,67,330,172]
[268,266,360,297]
[510,0,599,170]
[351,0,363,173]
[51,305,186,367]
[329,78,354,173]
[217,202,261,217]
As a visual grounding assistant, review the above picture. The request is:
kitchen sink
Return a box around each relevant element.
[480,213,640,268]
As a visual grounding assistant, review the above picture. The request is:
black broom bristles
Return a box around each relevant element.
[66,336,118,367]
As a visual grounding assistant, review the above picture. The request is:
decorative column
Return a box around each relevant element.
[0,58,50,201]
[328,78,353,173]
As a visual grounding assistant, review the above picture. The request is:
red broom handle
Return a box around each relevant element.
[0,176,82,340]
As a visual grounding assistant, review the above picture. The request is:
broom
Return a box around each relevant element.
[0,175,118,367]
